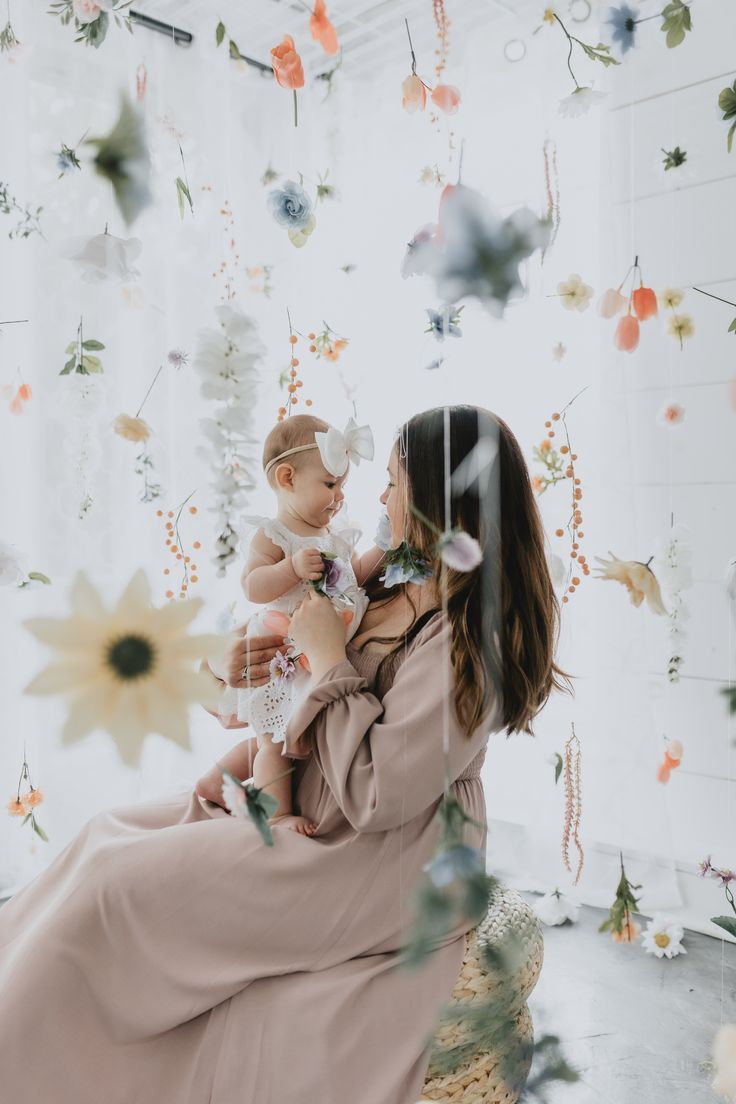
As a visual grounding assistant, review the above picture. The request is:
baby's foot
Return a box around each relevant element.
[195,767,228,808]
[270,813,318,836]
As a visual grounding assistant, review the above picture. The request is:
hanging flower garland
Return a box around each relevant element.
[0,180,44,240]
[561,723,584,884]
[401,19,461,116]
[7,752,47,844]
[48,0,133,49]
[0,6,21,58]
[156,493,202,601]
[598,256,658,353]
[660,287,694,349]
[652,522,693,682]
[193,304,265,577]
[276,310,312,422]
[535,9,618,116]
[542,138,561,263]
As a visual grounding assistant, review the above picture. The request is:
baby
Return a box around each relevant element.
[196,414,386,834]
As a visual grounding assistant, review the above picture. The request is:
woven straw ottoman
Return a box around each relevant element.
[420,885,544,1104]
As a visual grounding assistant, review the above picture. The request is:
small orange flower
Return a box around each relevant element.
[632,284,658,320]
[22,787,44,807]
[430,84,461,113]
[531,475,543,493]
[612,918,641,943]
[614,310,640,352]
[539,438,552,453]
[402,73,426,112]
[310,0,338,54]
[271,34,304,90]
[7,797,27,817]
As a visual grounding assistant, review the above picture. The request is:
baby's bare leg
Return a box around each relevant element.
[195,738,256,808]
[253,735,317,836]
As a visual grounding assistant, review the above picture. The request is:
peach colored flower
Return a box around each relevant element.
[539,438,552,453]
[611,917,641,943]
[113,413,152,443]
[632,284,658,320]
[614,311,640,352]
[658,401,686,428]
[593,550,668,615]
[310,0,339,54]
[531,475,543,494]
[598,287,626,318]
[402,73,426,113]
[431,84,461,113]
[7,797,27,817]
[21,787,44,807]
[271,34,304,90]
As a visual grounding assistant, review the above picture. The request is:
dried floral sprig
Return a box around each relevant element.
[536,8,618,112]
[598,255,658,353]
[541,139,561,263]
[48,0,133,49]
[276,309,312,422]
[662,145,687,170]
[246,265,274,298]
[719,80,736,153]
[653,522,692,681]
[0,181,44,240]
[210,197,239,300]
[698,855,736,939]
[56,141,83,177]
[0,14,21,54]
[419,164,446,187]
[215,20,246,63]
[660,287,693,350]
[60,316,105,375]
[534,388,589,605]
[175,142,193,219]
[598,852,643,941]
[561,723,584,884]
[7,752,48,843]
[156,499,202,600]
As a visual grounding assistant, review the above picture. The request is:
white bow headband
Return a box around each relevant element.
[264,418,375,479]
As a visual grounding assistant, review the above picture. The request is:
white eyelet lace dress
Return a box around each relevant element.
[235,516,369,743]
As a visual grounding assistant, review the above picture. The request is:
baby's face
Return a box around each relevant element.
[289,454,348,528]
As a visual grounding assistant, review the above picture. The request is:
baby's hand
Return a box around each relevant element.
[291,547,325,581]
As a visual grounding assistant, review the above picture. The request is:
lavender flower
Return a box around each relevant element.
[321,554,353,597]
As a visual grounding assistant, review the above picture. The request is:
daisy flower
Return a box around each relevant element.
[23,570,225,767]
[557,273,594,311]
[667,313,694,343]
[558,87,608,118]
[641,914,687,959]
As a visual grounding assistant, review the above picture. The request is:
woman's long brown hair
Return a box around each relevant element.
[359,405,573,738]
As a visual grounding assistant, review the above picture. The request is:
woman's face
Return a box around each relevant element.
[379,445,405,547]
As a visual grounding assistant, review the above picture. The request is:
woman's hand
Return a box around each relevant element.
[219,624,290,689]
[289,590,348,681]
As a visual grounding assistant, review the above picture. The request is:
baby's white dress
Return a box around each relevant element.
[235,516,369,743]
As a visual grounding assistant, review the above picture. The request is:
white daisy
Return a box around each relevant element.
[60,232,142,284]
[23,570,226,767]
[641,914,687,959]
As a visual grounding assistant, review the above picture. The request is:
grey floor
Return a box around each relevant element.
[520,891,736,1104]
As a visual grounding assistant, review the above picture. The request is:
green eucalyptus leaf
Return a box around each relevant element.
[60,356,76,375]
[64,341,77,354]
[81,339,105,350]
[80,354,103,373]
[32,818,49,842]
[215,20,225,46]
[553,752,563,784]
[27,572,51,584]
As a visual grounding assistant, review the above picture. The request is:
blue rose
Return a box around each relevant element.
[267,179,313,230]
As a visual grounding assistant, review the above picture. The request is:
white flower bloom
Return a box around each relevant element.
[547,551,566,589]
[533,889,580,926]
[641,914,687,959]
[558,86,608,118]
[712,1024,736,1102]
[221,772,248,818]
[558,273,594,312]
[23,571,226,767]
[0,541,25,586]
[60,232,142,283]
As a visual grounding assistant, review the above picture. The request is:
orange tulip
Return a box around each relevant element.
[632,284,658,320]
[614,310,640,352]
[271,34,304,90]
[402,73,426,112]
[431,84,461,113]
[612,918,641,944]
[310,0,338,54]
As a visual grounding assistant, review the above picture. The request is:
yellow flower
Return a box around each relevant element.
[660,287,684,309]
[7,797,27,817]
[113,413,151,443]
[593,550,668,615]
[666,314,694,341]
[23,571,227,767]
[542,7,557,23]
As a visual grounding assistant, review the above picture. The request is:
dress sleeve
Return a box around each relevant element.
[282,616,496,833]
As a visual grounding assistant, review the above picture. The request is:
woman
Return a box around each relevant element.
[0,406,569,1104]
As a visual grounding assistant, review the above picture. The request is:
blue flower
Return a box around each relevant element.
[267,179,313,230]
[606,4,639,54]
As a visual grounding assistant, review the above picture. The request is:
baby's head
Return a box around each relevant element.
[263,414,348,529]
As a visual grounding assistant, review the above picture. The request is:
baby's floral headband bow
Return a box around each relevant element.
[314,417,374,476]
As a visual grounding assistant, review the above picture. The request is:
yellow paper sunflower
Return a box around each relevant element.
[23,570,226,767]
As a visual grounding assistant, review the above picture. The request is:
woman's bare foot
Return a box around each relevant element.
[270,813,318,836]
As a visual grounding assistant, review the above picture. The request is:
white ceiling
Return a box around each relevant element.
[133,0,536,79]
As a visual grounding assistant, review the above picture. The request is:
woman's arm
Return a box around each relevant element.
[282,615,497,833]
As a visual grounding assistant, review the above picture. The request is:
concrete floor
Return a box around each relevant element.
[520,891,736,1104]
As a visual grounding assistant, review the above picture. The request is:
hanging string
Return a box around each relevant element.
[441,406,452,794]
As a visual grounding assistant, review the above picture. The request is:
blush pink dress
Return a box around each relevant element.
[0,611,496,1104]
